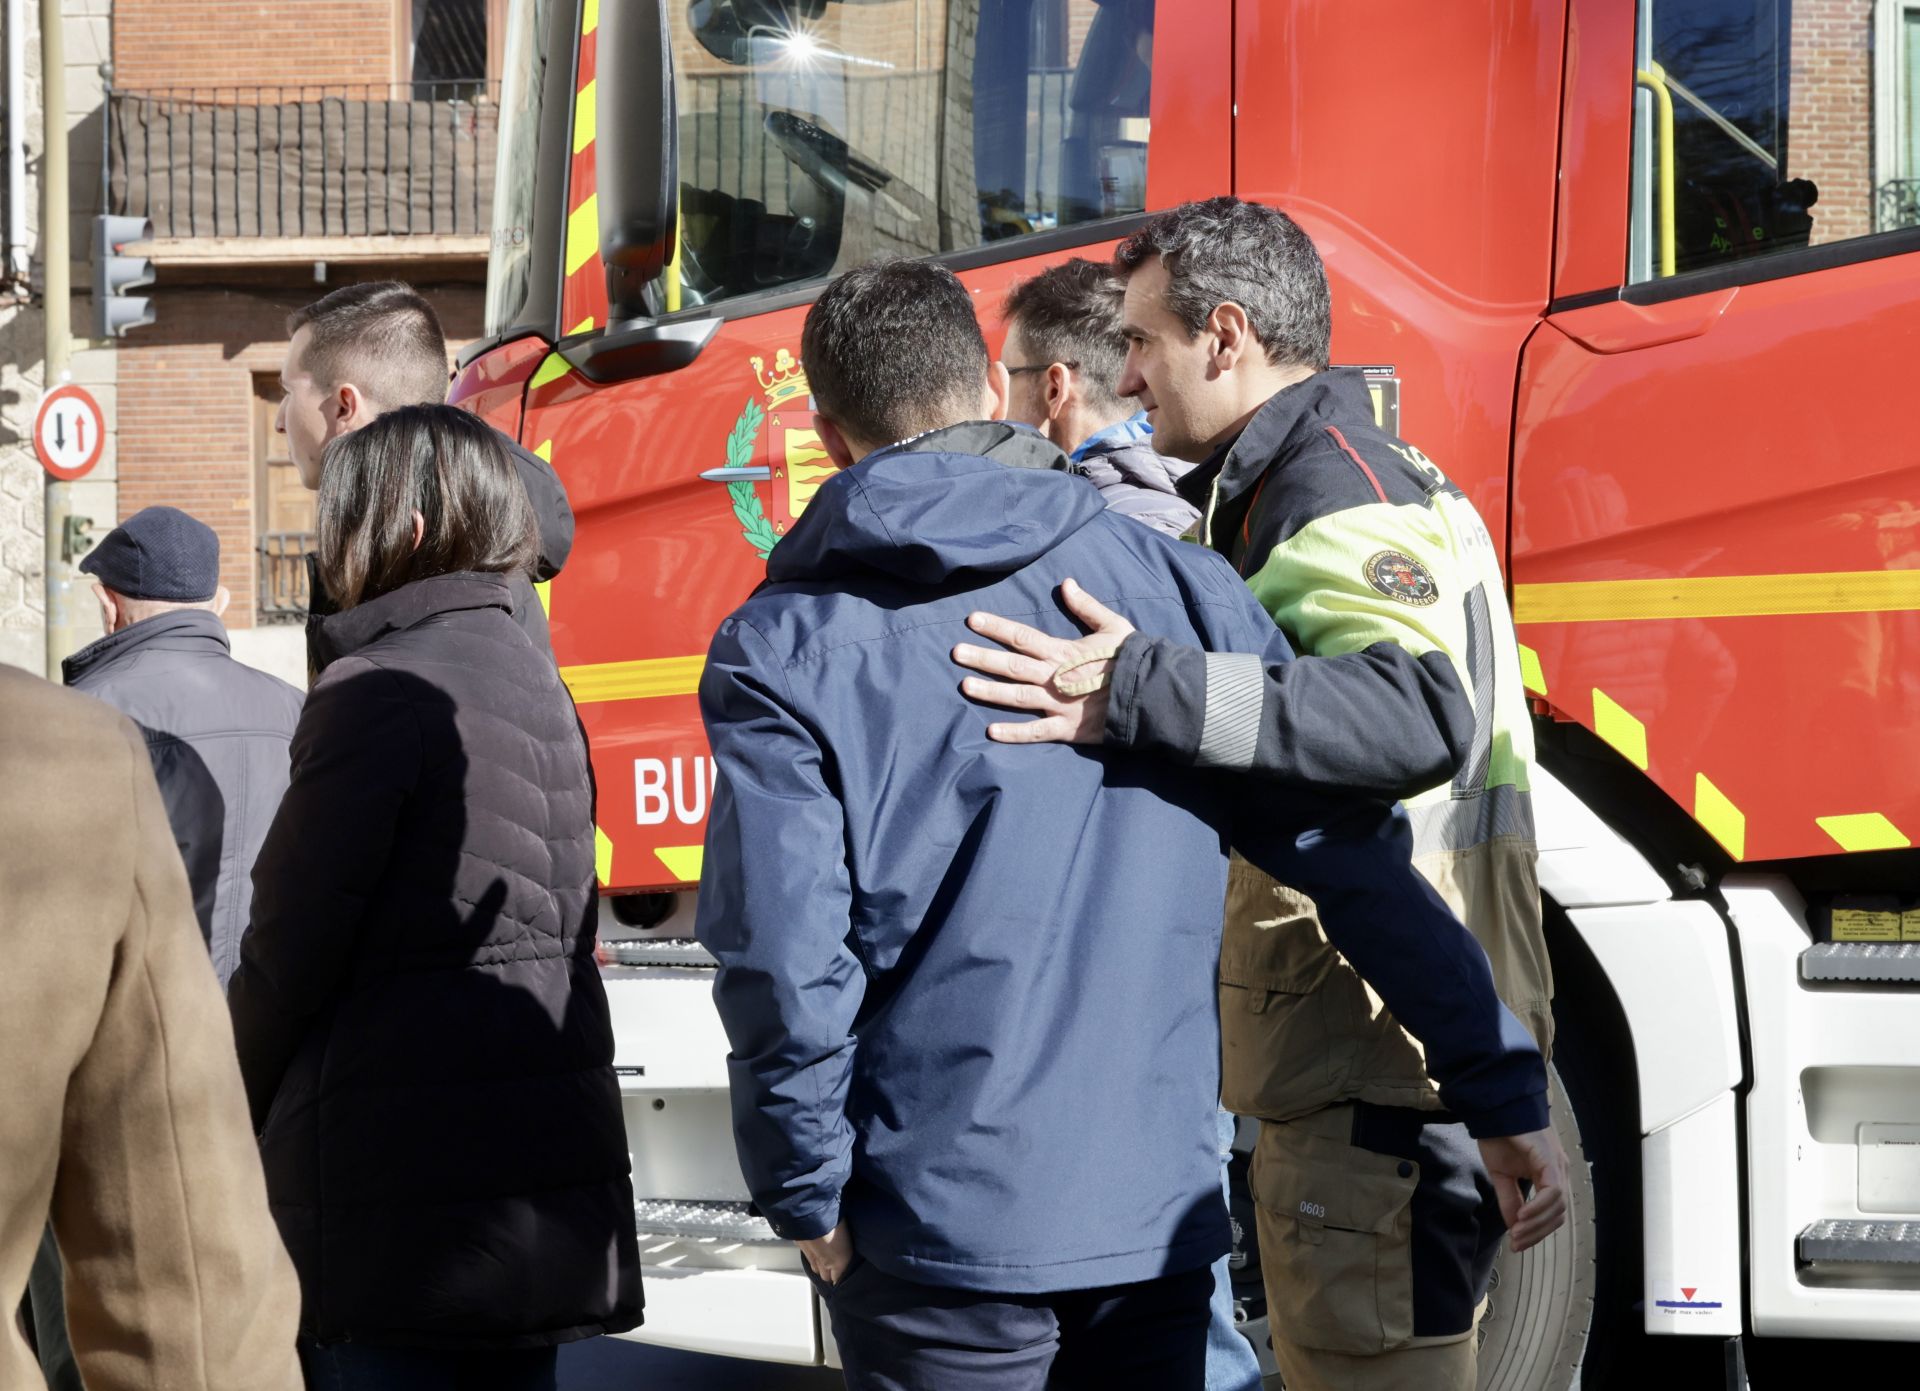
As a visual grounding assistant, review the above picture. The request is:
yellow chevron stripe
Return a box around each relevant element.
[1592,688,1648,770]
[1816,813,1912,853]
[1515,570,1920,624]
[565,192,599,276]
[1694,773,1746,860]
[534,438,553,461]
[1517,643,1547,696]
[594,825,613,887]
[573,79,596,155]
[561,655,706,704]
[654,846,705,883]
[583,0,599,35]
[529,353,570,391]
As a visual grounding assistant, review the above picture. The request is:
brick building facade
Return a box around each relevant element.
[1789,0,1876,244]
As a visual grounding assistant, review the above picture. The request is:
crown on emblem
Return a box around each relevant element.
[752,349,810,407]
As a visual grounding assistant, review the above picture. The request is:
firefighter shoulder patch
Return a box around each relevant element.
[1364,550,1439,606]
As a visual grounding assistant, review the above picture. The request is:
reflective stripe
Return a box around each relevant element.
[561,655,705,704]
[1456,581,1495,794]
[1816,813,1912,853]
[1406,782,1536,856]
[1694,773,1747,860]
[1516,570,1920,623]
[1196,652,1263,769]
[1592,688,1649,771]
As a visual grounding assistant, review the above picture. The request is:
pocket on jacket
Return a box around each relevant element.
[1219,859,1340,1119]
[1251,1113,1417,1356]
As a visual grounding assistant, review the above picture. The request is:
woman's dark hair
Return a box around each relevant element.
[317,404,537,609]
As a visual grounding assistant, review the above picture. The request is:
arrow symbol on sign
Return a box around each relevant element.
[74,416,86,454]
[1681,1287,1697,1301]
[53,411,65,450]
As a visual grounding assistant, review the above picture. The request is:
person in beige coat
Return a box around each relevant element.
[1,663,303,1391]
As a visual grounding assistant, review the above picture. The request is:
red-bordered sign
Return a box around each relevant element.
[34,384,106,481]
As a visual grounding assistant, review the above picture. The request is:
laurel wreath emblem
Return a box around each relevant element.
[723,398,778,558]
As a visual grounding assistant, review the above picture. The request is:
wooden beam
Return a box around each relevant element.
[128,234,489,266]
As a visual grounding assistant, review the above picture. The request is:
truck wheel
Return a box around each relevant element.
[1475,1065,1596,1391]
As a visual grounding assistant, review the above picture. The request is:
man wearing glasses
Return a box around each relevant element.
[1001,258,1200,539]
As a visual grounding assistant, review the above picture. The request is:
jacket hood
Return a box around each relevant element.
[765,421,1105,586]
[316,571,516,664]
[62,607,231,687]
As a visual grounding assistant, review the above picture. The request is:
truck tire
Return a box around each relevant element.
[1476,1065,1596,1391]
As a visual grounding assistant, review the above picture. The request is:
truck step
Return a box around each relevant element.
[634,1198,781,1244]
[604,937,717,968]
[1798,1219,1920,1264]
[1800,943,1920,984]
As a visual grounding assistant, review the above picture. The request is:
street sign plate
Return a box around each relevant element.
[34,384,107,481]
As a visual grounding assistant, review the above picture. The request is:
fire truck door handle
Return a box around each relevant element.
[1548,287,1737,355]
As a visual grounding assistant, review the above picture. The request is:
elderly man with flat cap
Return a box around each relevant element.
[63,506,304,986]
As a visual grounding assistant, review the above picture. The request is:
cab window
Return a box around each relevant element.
[1630,0,1920,284]
[658,0,1153,312]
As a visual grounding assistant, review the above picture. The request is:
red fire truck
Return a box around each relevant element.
[451,0,1920,1382]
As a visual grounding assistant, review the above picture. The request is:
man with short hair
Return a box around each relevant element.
[697,259,1564,1391]
[1000,258,1199,538]
[276,280,573,672]
[954,197,1556,1391]
[65,506,303,987]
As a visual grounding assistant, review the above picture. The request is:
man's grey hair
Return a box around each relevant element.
[1000,259,1130,415]
[1114,197,1332,371]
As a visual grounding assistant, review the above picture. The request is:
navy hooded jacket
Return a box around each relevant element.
[695,424,1547,1295]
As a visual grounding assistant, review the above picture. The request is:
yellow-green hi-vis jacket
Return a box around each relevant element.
[1104,368,1553,1121]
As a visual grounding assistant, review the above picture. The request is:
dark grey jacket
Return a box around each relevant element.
[230,572,640,1348]
[305,431,574,677]
[1065,414,1201,538]
[63,609,304,985]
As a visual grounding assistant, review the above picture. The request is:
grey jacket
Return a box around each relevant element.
[64,609,304,985]
[1066,415,1201,538]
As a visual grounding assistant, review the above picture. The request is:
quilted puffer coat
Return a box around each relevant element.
[229,571,641,1349]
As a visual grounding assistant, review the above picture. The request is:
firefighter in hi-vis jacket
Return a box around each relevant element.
[954,197,1562,1391]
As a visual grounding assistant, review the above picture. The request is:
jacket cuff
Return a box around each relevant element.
[1105,634,1147,749]
[1458,1090,1551,1140]
[1103,634,1207,763]
[768,1194,842,1243]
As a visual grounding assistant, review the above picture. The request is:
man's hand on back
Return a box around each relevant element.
[1478,1126,1571,1253]
[953,579,1135,744]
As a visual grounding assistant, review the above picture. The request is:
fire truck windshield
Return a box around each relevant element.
[486,0,556,335]
[655,0,1154,314]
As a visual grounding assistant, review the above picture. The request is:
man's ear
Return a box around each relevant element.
[336,381,380,432]
[91,581,119,633]
[212,585,232,618]
[1209,302,1257,372]
[1042,362,1073,422]
[814,413,860,470]
[984,359,1012,424]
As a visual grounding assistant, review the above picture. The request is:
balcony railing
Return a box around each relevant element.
[107,82,500,240]
[1879,179,1920,234]
[257,532,312,623]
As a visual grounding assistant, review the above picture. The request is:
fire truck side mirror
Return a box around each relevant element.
[598,0,678,328]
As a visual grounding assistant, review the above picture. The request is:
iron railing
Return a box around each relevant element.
[107,82,500,240]
[257,532,312,622]
[1878,179,1920,233]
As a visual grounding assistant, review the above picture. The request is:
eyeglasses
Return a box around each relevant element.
[1003,361,1078,375]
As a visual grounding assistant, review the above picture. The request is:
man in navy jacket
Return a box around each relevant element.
[695,262,1564,1390]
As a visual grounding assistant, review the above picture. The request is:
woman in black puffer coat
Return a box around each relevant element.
[230,406,640,1391]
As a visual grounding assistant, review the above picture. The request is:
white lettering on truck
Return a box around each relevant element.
[635,756,719,826]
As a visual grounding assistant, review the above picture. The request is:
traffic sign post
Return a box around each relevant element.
[34,384,106,482]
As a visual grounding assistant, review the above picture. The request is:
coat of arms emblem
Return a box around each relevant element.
[704,349,839,558]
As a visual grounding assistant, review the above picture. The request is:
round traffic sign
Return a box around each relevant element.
[35,384,106,481]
